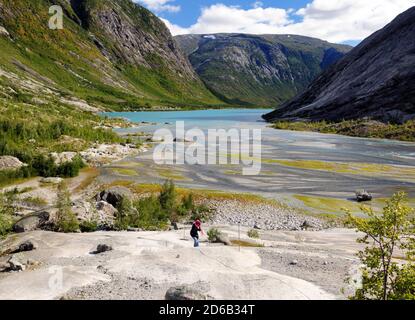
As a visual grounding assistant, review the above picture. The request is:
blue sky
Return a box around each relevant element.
[159,0,310,26]
[135,0,414,45]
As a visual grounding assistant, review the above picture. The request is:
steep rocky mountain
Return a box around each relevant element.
[0,0,220,110]
[175,34,351,107]
[263,7,415,123]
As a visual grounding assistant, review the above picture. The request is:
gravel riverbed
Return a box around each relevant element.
[208,200,327,231]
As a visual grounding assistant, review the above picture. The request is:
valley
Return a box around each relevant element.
[0,0,414,302]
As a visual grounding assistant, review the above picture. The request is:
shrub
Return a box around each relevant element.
[114,197,136,231]
[55,183,79,233]
[182,193,194,211]
[207,228,221,242]
[346,192,415,300]
[56,155,86,178]
[190,204,212,222]
[159,180,177,213]
[0,193,14,237]
[112,182,213,231]
[135,196,168,230]
[80,220,98,233]
[248,229,260,239]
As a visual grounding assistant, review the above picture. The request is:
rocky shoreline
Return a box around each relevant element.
[208,200,327,231]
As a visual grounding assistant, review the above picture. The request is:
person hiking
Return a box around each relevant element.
[190,219,204,247]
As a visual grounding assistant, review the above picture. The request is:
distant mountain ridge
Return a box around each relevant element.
[175,33,351,107]
[263,7,415,123]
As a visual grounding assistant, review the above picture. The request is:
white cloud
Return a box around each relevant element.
[136,0,181,13]
[163,0,415,43]
[252,1,264,9]
[168,4,290,35]
[283,0,415,42]
[161,18,189,35]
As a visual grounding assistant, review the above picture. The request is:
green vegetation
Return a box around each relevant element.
[156,168,191,181]
[55,183,79,233]
[112,168,138,176]
[0,0,222,113]
[273,160,415,183]
[346,192,415,300]
[0,99,123,186]
[231,240,264,248]
[0,192,15,237]
[207,228,222,242]
[21,196,48,207]
[106,180,296,215]
[79,220,99,233]
[176,34,350,107]
[272,119,415,142]
[294,195,361,215]
[73,168,100,193]
[114,181,210,231]
[247,229,260,239]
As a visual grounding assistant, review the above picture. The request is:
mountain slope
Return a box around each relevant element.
[0,0,221,110]
[263,7,415,123]
[175,34,351,107]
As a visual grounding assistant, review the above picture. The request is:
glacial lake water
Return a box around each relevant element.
[104,109,415,214]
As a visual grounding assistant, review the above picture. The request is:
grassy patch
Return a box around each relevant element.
[21,196,48,207]
[272,120,415,142]
[107,180,292,210]
[112,168,138,176]
[294,194,360,214]
[156,168,190,181]
[231,240,264,248]
[116,161,145,167]
[272,159,415,182]
[73,167,100,193]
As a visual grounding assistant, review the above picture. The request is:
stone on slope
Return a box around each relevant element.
[7,256,25,272]
[165,285,211,301]
[96,187,133,208]
[355,190,373,202]
[0,156,26,171]
[13,211,50,233]
[92,244,113,254]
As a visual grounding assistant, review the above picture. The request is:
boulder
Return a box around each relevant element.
[92,244,113,254]
[96,201,118,217]
[96,187,133,208]
[72,200,117,230]
[50,152,78,165]
[0,156,26,171]
[215,233,232,246]
[290,260,299,266]
[13,211,50,233]
[7,256,25,272]
[171,222,179,231]
[165,285,211,301]
[0,240,37,256]
[301,221,312,230]
[0,260,9,272]
[0,26,10,37]
[355,190,373,202]
[11,241,37,254]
